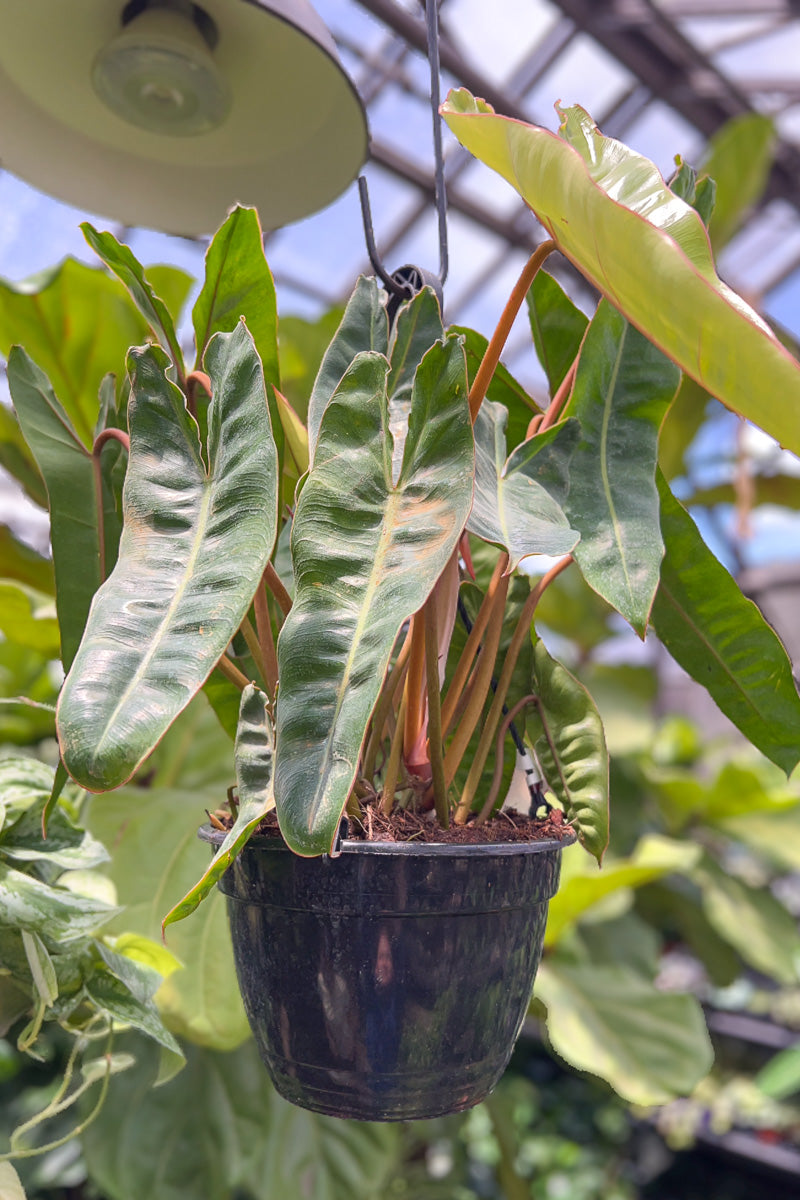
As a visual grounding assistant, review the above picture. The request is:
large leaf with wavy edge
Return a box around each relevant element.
[275,340,473,855]
[536,960,713,1105]
[468,403,580,569]
[7,348,102,669]
[57,323,278,792]
[307,276,388,458]
[526,638,609,862]
[442,91,800,454]
[565,301,680,636]
[162,686,274,932]
[651,473,800,774]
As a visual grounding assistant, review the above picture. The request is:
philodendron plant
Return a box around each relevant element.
[8,91,800,934]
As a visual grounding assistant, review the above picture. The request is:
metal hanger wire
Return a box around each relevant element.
[358,0,449,307]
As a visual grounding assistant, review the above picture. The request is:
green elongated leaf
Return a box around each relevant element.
[527,638,609,862]
[702,114,775,250]
[756,1045,800,1101]
[387,288,444,469]
[452,324,540,450]
[0,404,47,508]
[163,685,275,930]
[0,527,53,593]
[545,834,699,946]
[693,853,800,984]
[81,224,185,379]
[564,301,680,635]
[535,960,713,1106]
[469,404,580,568]
[0,257,174,447]
[41,758,68,837]
[21,929,58,1006]
[442,92,800,455]
[57,323,278,792]
[527,269,588,394]
[82,1036,400,1200]
[0,581,59,656]
[0,862,118,946]
[307,276,388,457]
[714,809,800,874]
[276,340,474,855]
[193,206,280,388]
[7,347,102,668]
[88,787,250,1050]
[651,474,800,774]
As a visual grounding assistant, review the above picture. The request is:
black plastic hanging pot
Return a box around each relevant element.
[200,826,571,1121]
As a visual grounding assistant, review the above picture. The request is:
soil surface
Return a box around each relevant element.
[217,804,572,845]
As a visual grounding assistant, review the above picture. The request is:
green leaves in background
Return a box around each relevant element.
[0,583,59,658]
[692,853,800,985]
[442,91,800,456]
[275,339,473,855]
[0,256,190,448]
[307,275,388,457]
[545,835,699,947]
[536,961,713,1106]
[527,638,609,862]
[469,403,580,568]
[81,1036,400,1200]
[565,302,680,635]
[527,268,588,394]
[88,784,250,1050]
[57,324,278,791]
[163,686,275,932]
[0,405,46,509]
[7,348,103,668]
[652,474,800,774]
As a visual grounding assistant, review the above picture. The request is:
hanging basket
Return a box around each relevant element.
[201,826,571,1121]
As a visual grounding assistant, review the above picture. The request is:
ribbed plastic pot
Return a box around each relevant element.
[200,826,570,1121]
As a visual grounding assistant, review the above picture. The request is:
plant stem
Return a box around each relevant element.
[423,593,449,828]
[264,562,292,616]
[468,239,556,423]
[456,556,573,821]
[441,552,508,736]
[403,612,428,766]
[445,572,509,800]
[91,428,130,582]
[381,692,408,816]
[363,629,413,783]
[239,616,269,692]
[484,1092,529,1200]
[215,652,250,693]
[185,370,212,419]
[539,355,578,432]
[475,694,537,824]
[254,575,278,696]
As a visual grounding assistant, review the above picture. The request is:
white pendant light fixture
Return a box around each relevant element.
[0,0,369,235]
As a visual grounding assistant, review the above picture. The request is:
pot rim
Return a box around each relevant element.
[198,822,575,857]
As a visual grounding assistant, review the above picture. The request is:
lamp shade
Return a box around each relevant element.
[0,0,369,235]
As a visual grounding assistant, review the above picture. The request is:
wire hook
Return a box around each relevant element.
[357,0,449,310]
